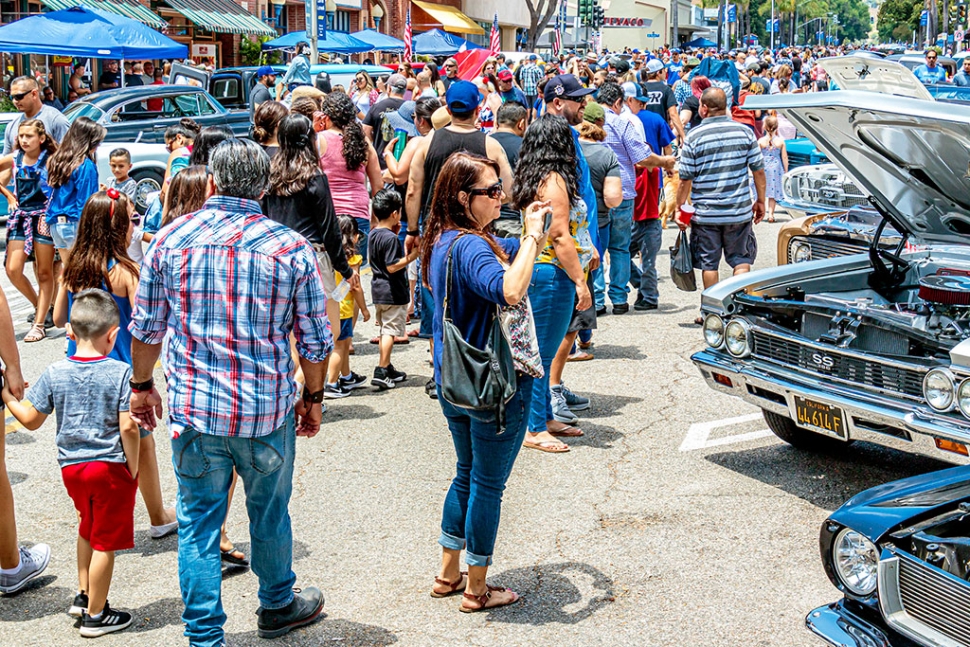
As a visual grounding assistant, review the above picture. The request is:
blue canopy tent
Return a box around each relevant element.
[0,5,186,60]
[684,37,718,49]
[349,29,405,52]
[412,29,482,56]
[262,30,372,54]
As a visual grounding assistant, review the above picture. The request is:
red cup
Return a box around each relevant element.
[678,203,695,227]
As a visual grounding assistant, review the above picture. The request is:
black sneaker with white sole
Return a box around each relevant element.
[386,364,407,383]
[372,367,396,390]
[256,586,324,639]
[338,372,368,390]
[68,590,89,617]
[324,382,351,399]
[79,602,132,637]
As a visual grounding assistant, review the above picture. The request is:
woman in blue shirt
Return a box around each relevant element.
[421,152,549,613]
[46,116,105,266]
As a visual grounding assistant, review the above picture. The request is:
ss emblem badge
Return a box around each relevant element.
[811,353,835,369]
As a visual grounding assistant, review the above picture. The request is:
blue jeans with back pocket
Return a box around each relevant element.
[170,412,297,647]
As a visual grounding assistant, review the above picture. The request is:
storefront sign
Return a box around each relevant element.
[192,43,217,58]
[51,56,73,67]
[603,17,652,27]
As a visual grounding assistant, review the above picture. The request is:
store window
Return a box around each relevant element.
[332,10,352,33]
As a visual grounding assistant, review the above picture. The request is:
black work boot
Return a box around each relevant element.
[256,587,324,639]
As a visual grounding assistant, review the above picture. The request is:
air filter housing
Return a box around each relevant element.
[918,275,970,306]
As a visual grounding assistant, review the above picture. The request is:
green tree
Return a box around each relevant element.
[827,0,872,42]
[877,0,921,42]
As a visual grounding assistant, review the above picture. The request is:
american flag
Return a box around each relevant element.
[553,1,562,55]
[489,13,500,54]
[403,7,412,62]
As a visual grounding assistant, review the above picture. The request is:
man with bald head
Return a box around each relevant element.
[676,87,765,321]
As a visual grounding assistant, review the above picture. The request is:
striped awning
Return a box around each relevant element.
[163,0,276,36]
[40,0,167,29]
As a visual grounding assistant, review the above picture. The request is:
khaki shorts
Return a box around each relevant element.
[375,304,407,338]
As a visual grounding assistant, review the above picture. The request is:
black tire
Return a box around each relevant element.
[762,409,850,452]
[130,168,164,214]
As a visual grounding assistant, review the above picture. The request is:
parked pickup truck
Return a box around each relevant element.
[62,85,252,144]
[200,64,393,112]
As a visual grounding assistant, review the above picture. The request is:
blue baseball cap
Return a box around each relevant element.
[445,80,483,112]
[256,65,276,78]
[543,74,596,102]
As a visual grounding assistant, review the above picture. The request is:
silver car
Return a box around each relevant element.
[693,90,970,465]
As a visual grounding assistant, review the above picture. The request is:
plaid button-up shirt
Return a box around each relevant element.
[520,63,544,96]
[603,108,653,201]
[129,195,332,439]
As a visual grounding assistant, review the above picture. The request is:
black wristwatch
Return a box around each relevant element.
[406,229,420,237]
[302,386,324,404]
[130,377,154,392]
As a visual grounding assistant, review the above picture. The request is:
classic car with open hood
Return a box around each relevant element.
[806,463,970,646]
[692,90,970,464]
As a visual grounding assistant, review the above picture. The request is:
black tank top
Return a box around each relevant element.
[421,127,487,219]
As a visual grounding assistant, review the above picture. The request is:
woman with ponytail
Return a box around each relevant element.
[318,91,383,260]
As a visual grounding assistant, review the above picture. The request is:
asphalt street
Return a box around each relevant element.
[0,215,951,647]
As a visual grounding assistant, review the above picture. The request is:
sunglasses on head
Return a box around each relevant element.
[469,181,503,200]
[10,90,31,101]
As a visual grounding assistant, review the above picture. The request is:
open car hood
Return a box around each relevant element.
[818,55,933,100]
[745,91,970,245]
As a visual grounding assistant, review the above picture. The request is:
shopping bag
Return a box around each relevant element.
[670,230,697,292]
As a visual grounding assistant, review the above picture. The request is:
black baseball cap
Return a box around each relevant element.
[543,74,596,102]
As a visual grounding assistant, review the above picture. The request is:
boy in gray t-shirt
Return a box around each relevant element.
[1,289,140,638]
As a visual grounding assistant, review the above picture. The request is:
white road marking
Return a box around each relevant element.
[680,412,775,452]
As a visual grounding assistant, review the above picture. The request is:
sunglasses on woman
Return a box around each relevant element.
[469,181,503,200]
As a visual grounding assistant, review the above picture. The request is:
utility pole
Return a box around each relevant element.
[671,0,678,47]
[770,0,775,51]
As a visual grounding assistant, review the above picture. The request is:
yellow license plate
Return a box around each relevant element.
[794,396,847,440]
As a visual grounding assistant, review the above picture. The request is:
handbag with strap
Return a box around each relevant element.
[439,234,517,431]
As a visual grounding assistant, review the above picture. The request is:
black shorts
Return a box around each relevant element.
[690,220,757,271]
[567,273,597,333]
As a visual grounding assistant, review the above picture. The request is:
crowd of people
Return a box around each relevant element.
[0,38,915,645]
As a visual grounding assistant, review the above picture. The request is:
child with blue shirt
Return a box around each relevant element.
[1,289,139,638]
[45,116,105,263]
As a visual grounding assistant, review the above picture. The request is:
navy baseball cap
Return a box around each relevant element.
[543,74,596,102]
[256,65,276,78]
[445,80,483,112]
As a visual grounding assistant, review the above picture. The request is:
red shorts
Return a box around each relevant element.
[61,461,137,552]
[634,167,661,222]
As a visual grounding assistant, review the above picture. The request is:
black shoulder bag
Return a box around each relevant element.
[439,234,517,432]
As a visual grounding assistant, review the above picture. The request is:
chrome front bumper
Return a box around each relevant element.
[806,600,911,647]
[691,349,970,465]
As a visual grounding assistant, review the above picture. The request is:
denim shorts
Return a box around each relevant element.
[338,317,354,341]
[50,218,78,250]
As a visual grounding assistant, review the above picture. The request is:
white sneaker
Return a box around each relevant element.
[149,519,178,539]
[0,544,51,594]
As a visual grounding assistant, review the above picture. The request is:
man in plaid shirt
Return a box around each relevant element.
[519,54,544,120]
[128,139,332,646]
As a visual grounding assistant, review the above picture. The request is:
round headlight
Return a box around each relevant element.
[957,379,970,418]
[724,319,752,358]
[923,368,955,412]
[703,314,725,348]
[792,241,812,263]
[833,527,879,597]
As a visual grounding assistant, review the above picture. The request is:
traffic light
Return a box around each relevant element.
[579,0,593,25]
[592,4,605,29]
[961,2,968,23]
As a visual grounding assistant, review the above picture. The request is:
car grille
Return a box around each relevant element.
[787,235,866,263]
[750,330,926,401]
[881,550,970,647]
[789,175,868,209]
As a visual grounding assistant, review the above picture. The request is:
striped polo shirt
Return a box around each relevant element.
[678,115,764,225]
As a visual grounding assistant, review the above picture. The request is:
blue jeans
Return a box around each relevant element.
[437,376,533,565]
[171,413,297,647]
[356,217,371,264]
[628,218,663,305]
[528,263,575,433]
[606,199,634,306]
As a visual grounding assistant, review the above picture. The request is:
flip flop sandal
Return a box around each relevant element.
[567,351,594,362]
[577,341,593,350]
[548,425,584,437]
[221,548,250,567]
[24,324,46,343]
[430,572,467,598]
[523,439,570,453]
[459,585,520,613]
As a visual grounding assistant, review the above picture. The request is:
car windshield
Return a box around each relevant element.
[63,102,106,124]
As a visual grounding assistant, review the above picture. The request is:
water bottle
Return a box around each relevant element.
[331,280,351,302]
[393,128,408,160]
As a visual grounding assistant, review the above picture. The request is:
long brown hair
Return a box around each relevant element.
[269,114,319,196]
[162,165,210,227]
[420,153,508,278]
[47,117,105,187]
[16,119,58,157]
[62,191,138,294]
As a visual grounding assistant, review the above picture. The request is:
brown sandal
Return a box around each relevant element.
[458,584,520,613]
[430,571,467,598]
[24,323,46,343]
